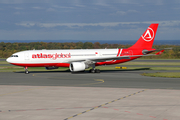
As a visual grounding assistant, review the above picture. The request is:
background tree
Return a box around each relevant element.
[0,42,179,59]
[93,42,100,49]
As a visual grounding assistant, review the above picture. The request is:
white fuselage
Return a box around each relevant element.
[6,49,122,67]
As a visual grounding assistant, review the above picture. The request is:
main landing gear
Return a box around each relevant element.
[89,69,100,73]
[24,67,29,74]
[89,64,100,73]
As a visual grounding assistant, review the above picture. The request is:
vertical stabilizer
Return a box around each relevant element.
[129,23,159,49]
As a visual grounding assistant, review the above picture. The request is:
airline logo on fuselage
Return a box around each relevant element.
[32,53,71,60]
[141,27,154,42]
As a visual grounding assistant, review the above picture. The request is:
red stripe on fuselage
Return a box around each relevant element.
[117,49,120,57]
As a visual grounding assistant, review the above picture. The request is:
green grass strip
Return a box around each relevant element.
[141,72,180,78]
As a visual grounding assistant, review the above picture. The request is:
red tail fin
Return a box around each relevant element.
[129,23,159,49]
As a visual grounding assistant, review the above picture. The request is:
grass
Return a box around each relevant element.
[0,66,68,72]
[148,67,180,71]
[0,61,10,64]
[141,72,180,78]
[1,60,180,78]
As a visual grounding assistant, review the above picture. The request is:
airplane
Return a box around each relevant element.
[6,23,164,74]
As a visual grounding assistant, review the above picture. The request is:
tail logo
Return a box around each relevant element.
[141,27,154,42]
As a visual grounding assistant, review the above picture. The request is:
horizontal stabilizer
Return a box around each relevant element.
[155,50,164,55]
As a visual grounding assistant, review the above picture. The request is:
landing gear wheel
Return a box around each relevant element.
[89,69,95,73]
[95,69,100,73]
[25,69,29,74]
[89,69,100,73]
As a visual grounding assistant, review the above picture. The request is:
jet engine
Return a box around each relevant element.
[45,66,59,70]
[69,62,89,72]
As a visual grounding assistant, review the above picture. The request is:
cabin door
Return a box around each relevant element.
[24,53,29,60]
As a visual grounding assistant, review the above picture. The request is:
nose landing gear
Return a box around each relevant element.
[24,67,29,74]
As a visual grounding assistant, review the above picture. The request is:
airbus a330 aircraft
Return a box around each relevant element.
[6,23,164,74]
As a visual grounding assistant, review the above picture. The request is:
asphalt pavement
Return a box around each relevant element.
[1,59,180,120]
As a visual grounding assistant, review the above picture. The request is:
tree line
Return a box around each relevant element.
[0,41,179,59]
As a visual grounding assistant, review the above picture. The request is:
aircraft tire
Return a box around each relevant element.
[89,69,95,73]
[25,70,29,74]
[95,69,100,73]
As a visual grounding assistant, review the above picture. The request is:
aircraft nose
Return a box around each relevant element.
[6,57,11,63]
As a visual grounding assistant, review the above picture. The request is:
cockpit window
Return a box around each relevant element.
[10,55,18,57]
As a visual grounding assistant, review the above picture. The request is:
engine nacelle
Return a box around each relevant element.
[45,66,59,70]
[69,62,88,72]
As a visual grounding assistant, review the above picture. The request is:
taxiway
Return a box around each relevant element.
[0,69,180,120]
[1,59,180,120]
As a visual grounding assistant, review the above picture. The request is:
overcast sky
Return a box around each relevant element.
[0,0,180,41]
